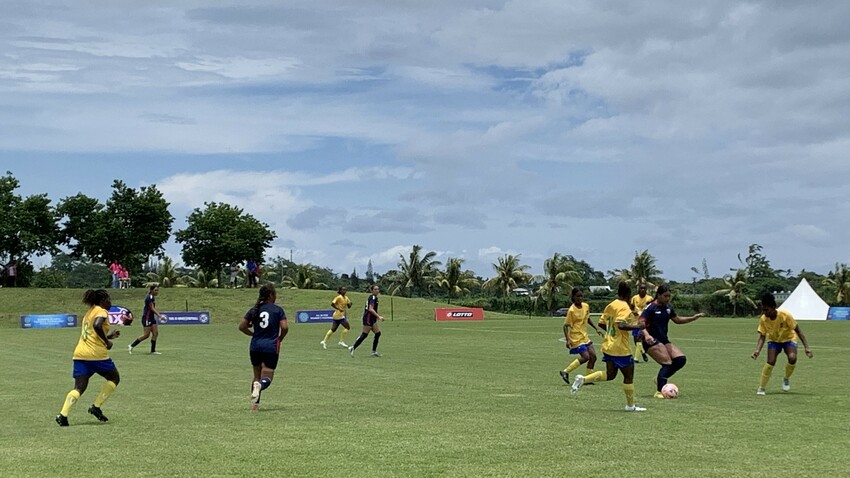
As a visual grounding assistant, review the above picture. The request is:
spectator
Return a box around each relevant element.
[246,260,258,288]
[109,262,121,288]
[6,260,17,288]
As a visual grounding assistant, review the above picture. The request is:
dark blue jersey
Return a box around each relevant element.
[244,303,287,353]
[143,294,156,322]
[640,302,677,342]
[362,294,379,321]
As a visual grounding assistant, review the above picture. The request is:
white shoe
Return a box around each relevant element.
[756,387,766,396]
[348,346,355,357]
[570,375,585,395]
[782,379,790,392]
[150,351,162,355]
[250,381,261,404]
[128,344,133,354]
[338,342,348,348]
[371,351,382,357]
[625,405,647,412]
[320,341,327,350]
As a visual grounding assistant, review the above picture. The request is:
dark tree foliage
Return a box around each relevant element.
[0,172,60,262]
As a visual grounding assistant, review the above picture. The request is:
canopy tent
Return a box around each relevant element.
[778,278,830,320]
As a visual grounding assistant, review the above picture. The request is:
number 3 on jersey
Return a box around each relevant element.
[258,311,270,328]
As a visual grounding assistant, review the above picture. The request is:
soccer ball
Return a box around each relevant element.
[661,383,679,399]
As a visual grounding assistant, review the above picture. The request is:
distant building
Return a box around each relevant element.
[512,288,530,297]
[588,285,612,293]
[773,290,790,304]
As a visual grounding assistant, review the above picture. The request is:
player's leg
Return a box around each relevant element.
[647,343,673,396]
[370,324,382,356]
[562,345,587,383]
[632,332,646,362]
[130,326,152,352]
[89,366,120,422]
[782,343,798,391]
[758,345,780,394]
[621,363,644,411]
[585,344,598,374]
[339,320,351,346]
[350,324,371,353]
[58,371,91,425]
[149,324,159,354]
[322,322,338,348]
[664,343,687,378]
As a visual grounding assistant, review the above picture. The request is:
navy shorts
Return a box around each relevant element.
[569,342,592,355]
[362,315,377,327]
[643,336,670,350]
[767,341,797,351]
[332,318,348,326]
[250,350,279,369]
[602,354,634,369]
[142,315,157,327]
[73,359,117,378]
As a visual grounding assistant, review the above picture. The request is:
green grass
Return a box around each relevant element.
[0,288,848,477]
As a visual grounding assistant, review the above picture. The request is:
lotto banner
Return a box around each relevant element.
[827,307,850,321]
[20,314,77,329]
[108,305,133,325]
[295,310,335,323]
[158,311,211,325]
[435,307,484,321]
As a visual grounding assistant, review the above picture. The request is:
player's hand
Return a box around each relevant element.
[109,330,121,339]
[645,335,656,346]
[106,340,113,350]
[695,313,706,319]
[751,350,760,359]
[379,316,385,321]
[804,348,813,358]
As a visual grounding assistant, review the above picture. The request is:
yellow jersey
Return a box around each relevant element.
[599,299,634,356]
[758,309,798,343]
[631,293,653,315]
[73,306,111,361]
[564,302,591,348]
[332,294,351,319]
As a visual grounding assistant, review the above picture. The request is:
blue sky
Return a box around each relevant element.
[1,1,848,281]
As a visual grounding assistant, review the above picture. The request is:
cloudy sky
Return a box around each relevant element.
[1,1,848,281]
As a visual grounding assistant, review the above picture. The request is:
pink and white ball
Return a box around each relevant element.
[661,383,679,399]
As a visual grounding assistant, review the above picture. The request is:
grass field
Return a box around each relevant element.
[1,288,848,477]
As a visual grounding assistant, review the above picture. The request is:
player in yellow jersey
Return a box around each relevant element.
[751,293,813,395]
[571,282,647,411]
[630,284,653,362]
[560,287,604,384]
[321,286,353,349]
[56,289,123,426]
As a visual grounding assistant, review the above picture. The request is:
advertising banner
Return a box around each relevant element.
[827,307,850,321]
[20,314,77,329]
[435,307,484,321]
[296,309,336,323]
[108,305,133,326]
[158,311,211,325]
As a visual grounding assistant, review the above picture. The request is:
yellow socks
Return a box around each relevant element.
[340,328,349,341]
[784,363,796,379]
[323,329,334,342]
[759,364,774,389]
[633,342,645,361]
[585,368,595,375]
[564,359,581,374]
[93,381,117,408]
[623,383,635,406]
[60,389,80,417]
[585,370,607,383]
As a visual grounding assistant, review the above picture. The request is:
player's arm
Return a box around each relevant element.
[586,316,604,337]
[618,318,644,331]
[150,301,165,320]
[751,333,766,359]
[794,325,813,358]
[279,318,289,340]
[238,316,253,336]
[93,316,117,349]
[638,314,654,343]
[671,312,705,324]
[562,322,570,345]
[368,301,383,321]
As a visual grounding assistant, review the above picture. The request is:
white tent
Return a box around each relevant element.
[778,278,830,320]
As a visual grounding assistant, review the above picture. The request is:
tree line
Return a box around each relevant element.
[2,172,848,316]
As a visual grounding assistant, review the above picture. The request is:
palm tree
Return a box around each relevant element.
[536,253,581,312]
[144,256,183,287]
[435,257,480,304]
[714,268,756,316]
[482,254,532,297]
[184,268,219,288]
[391,244,441,297]
[823,262,850,305]
[282,264,328,289]
[611,250,663,287]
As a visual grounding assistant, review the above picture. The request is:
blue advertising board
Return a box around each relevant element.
[158,311,211,325]
[296,309,335,323]
[20,314,77,329]
[827,307,850,321]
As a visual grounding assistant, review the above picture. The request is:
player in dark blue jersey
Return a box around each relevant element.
[129,285,164,354]
[638,284,705,398]
[348,284,384,357]
[239,284,288,410]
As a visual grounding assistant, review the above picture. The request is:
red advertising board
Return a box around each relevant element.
[435,307,484,321]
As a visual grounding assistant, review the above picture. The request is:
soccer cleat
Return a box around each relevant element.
[320,341,327,350]
[150,351,162,355]
[559,371,570,384]
[756,387,766,396]
[371,351,382,357]
[642,352,649,362]
[250,381,261,405]
[250,404,259,411]
[782,378,790,392]
[570,375,585,395]
[653,391,665,399]
[87,405,108,422]
[55,414,69,427]
[348,345,355,357]
[128,344,133,354]
[624,405,647,412]
[338,342,348,348]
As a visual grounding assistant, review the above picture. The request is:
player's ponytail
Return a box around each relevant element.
[251,284,276,323]
[83,289,110,307]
